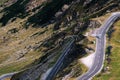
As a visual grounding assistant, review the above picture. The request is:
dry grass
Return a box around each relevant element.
[4,78,11,80]
[0,17,54,75]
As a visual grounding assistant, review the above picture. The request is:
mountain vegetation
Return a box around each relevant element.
[0,0,120,80]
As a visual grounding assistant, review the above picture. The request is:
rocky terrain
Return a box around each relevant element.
[0,0,120,80]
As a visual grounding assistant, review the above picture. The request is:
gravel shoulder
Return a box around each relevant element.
[80,53,95,69]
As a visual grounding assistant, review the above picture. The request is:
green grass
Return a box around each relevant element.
[0,0,9,5]
[0,58,34,75]
[0,17,54,76]
[93,20,120,80]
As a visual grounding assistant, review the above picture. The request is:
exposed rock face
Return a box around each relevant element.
[83,0,92,6]
[12,64,49,80]
[25,0,47,12]
[7,28,19,34]
[15,49,28,60]
[89,20,101,28]
[11,38,76,80]
[0,0,120,80]
[4,0,17,7]
[62,4,69,11]
[55,11,63,18]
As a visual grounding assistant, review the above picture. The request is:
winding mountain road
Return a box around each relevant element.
[0,12,120,80]
[78,12,120,80]
[0,72,17,80]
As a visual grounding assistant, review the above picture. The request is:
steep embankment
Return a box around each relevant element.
[0,0,119,80]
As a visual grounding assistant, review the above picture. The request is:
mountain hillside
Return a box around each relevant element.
[0,0,120,80]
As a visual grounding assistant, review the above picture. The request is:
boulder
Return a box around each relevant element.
[62,4,69,11]
[55,11,63,18]
[16,49,28,60]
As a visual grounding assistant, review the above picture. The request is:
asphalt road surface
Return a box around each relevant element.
[0,12,120,80]
[0,72,17,80]
[77,12,120,80]
[46,37,75,80]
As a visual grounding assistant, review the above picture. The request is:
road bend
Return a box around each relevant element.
[78,12,120,80]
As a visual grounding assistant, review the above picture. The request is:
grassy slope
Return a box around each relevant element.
[93,13,120,80]
[0,17,54,75]
[0,0,119,79]
[0,0,77,76]
[0,0,9,5]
